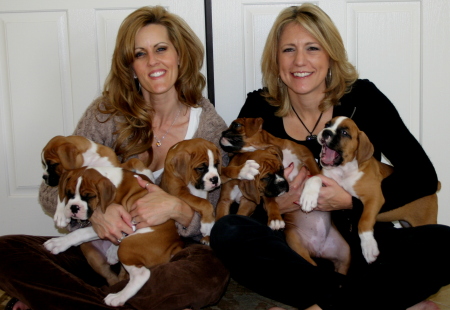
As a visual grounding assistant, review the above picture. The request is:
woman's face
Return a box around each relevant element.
[132,23,179,98]
[278,22,330,99]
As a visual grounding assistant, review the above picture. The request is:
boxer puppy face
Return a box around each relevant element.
[169,139,222,192]
[254,146,289,197]
[318,116,372,167]
[219,118,265,153]
[58,168,116,220]
[239,146,289,203]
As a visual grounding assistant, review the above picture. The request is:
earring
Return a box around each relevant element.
[134,76,141,92]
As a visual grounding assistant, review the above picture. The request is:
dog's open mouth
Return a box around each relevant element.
[320,145,341,166]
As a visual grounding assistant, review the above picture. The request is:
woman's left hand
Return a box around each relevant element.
[313,175,353,211]
[130,176,194,229]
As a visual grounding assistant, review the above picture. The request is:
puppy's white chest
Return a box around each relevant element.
[323,159,363,198]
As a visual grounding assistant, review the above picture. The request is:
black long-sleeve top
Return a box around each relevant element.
[238,79,438,236]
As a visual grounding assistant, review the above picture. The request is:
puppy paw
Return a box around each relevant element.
[44,237,70,254]
[268,219,285,230]
[200,236,210,246]
[360,231,379,263]
[300,176,321,212]
[238,160,260,180]
[104,293,126,307]
[54,211,70,228]
[200,221,214,237]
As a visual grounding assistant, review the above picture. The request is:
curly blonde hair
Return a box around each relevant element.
[100,6,205,164]
[261,3,358,116]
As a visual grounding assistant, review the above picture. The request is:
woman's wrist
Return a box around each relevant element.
[172,199,195,227]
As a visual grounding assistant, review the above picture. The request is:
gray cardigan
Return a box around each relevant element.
[39,96,229,240]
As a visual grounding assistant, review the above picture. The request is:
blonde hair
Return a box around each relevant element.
[261,3,358,116]
[100,6,205,164]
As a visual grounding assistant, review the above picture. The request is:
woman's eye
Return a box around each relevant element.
[135,51,145,58]
[282,47,295,53]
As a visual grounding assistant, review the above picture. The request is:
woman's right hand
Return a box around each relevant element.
[90,203,134,245]
[276,164,310,214]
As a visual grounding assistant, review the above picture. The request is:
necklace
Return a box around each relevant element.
[153,108,181,147]
[291,106,323,140]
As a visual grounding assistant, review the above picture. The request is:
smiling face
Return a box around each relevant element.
[278,22,330,100]
[132,23,179,99]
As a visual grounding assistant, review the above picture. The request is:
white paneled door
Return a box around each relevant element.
[0,0,205,236]
[211,0,450,226]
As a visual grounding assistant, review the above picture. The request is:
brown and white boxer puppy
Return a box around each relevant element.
[44,166,183,307]
[41,135,153,187]
[301,116,439,264]
[219,118,350,275]
[160,138,223,245]
[219,117,321,178]
[216,146,289,230]
[41,135,154,228]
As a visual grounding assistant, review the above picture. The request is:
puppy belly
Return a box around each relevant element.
[284,210,333,256]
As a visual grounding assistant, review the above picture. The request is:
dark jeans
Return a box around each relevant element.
[0,235,229,310]
[211,215,450,310]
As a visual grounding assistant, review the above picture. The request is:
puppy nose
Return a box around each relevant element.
[210,176,219,185]
[322,129,332,139]
[71,205,80,214]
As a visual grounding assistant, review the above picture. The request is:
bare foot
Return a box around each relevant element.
[407,300,440,310]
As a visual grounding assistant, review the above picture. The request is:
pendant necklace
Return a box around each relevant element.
[291,106,323,140]
[153,108,181,147]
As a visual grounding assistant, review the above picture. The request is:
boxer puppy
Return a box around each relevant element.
[219,118,350,274]
[216,146,289,230]
[44,166,183,307]
[41,135,154,228]
[219,117,321,178]
[301,116,439,264]
[41,135,154,186]
[159,138,224,245]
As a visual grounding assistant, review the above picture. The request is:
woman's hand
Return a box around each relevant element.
[276,164,310,214]
[313,175,353,211]
[130,176,195,229]
[90,203,134,245]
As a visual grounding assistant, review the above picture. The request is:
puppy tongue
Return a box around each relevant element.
[321,145,338,165]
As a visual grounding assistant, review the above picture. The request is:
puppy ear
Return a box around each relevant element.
[245,118,264,137]
[96,177,116,213]
[170,151,190,182]
[239,179,261,204]
[356,130,374,163]
[58,170,72,203]
[56,143,83,170]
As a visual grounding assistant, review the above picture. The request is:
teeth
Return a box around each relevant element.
[150,70,165,77]
[293,72,311,77]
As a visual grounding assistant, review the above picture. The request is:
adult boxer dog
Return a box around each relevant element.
[216,146,289,230]
[219,118,350,274]
[41,135,154,228]
[44,166,183,307]
[301,116,440,264]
